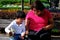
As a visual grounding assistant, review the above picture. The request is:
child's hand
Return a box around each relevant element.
[21,32,25,39]
[21,36,24,40]
[9,32,13,36]
[21,32,25,36]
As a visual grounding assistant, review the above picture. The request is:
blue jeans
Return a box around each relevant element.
[14,34,22,40]
[9,34,22,40]
[9,36,14,40]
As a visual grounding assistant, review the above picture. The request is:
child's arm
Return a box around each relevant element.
[21,26,25,37]
[21,25,25,39]
[5,21,13,34]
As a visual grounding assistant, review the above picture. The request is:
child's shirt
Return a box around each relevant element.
[5,20,25,36]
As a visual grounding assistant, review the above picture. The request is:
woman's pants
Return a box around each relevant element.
[28,29,51,40]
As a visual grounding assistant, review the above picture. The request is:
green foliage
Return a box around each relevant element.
[0,0,49,9]
[52,29,59,32]
[40,0,48,2]
[24,0,30,3]
[0,0,21,4]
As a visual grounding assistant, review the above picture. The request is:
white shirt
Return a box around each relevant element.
[5,20,25,36]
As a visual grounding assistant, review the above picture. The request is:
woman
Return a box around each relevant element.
[25,0,54,40]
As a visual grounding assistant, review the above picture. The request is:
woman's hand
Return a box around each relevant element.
[43,25,51,30]
[25,30,29,35]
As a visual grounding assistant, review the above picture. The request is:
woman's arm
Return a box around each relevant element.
[25,10,32,34]
[43,18,54,30]
[25,19,30,35]
[43,9,54,30]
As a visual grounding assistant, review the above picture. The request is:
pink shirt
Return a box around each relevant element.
[26,9,52,32]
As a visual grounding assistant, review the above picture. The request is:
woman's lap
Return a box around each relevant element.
[28,29,51,40]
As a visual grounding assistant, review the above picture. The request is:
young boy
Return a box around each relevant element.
[5,11,26,40]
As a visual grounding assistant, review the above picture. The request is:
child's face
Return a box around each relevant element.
[15,18,24,25]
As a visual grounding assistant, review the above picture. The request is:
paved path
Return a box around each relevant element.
[0,34,9,40]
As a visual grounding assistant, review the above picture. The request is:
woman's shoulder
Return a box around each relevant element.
[28,10,34,14]
[43,9,52,17]
[26,10,34,16]
[43,9,50,13]
[29,9,33,12]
